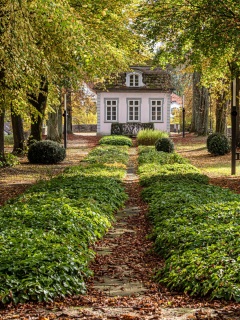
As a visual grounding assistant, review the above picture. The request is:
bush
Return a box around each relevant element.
[99,135,133,147]
[206,132,220,150]
[207,134,230,155]
[137,129,168,146]
[0,153,20,168]
[28,140,66,164]
[155,137,174,153]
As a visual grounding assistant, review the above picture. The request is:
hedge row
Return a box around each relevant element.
[138,147,240,302]
[0,146,128,304]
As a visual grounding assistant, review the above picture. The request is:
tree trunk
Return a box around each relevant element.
[47,105,61,142]
[11,108,25,154]
[29,78,48,142]
[0,108,5,163]
[58,104,63,139]
[67,91,72,134]
[215,90,229,135]
[191,72,209,135]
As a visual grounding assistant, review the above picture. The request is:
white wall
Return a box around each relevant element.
[97,91,171,135]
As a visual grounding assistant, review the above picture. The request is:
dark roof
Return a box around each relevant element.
[94,66,174,92]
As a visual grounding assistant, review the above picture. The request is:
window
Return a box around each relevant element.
[105,99,118,122]
[129,74,139,87]
[150,99,163,121]
[126,72,144,87]
[127,99,141,122]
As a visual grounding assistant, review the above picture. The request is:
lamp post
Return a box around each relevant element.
[182,94,185,138]
[231,78,237,175]
[63,92,68,149]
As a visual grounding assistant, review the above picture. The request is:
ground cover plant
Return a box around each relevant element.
[139,146,240,302]
[99,135,133,147]
[137,129,168,146]
[84,145,129,168]
[0,145,128,304]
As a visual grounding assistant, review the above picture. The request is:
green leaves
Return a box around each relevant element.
[139,146,240,301]
[0,145,129,304]
[136,0,240,84]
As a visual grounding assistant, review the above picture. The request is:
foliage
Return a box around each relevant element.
[0,145,128,304]
[137,129,168,146]
[207,134,230,156]
[84,145,129,167]
[27,140,66,164]
[155,137,174,153]
[4,134,14,146]
[99,135,133,147]
[137,0,240,82]
[138,146,188,166]
[139,162,208,187]
[139,146,240,301]
[206,133,222,150]
[0,153,20,168]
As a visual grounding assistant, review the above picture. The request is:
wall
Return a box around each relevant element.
[97,91,171,135]
[72,124,97,132]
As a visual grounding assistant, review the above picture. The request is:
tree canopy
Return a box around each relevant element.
[137,0,240,83]
[0,0,146,113]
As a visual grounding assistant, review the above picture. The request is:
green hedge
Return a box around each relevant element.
[0,146,128,304]
[139,147,240,302]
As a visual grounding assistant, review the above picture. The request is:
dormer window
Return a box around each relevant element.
[126,71,144,87]
[129,74,139,87]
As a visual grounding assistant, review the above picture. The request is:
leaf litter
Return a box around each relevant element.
[0,134,239,319]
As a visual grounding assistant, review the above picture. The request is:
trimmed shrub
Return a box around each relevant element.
[99,135,133,147]
[137,129,168,146]
[207,134,230,155]
[28,140,66,164]
[155,137,174,153]
[206,132,220,150]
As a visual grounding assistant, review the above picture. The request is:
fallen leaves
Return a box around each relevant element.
[0,134,240,319]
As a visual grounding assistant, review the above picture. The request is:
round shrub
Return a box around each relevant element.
[28,140,66,164]
[206,132,221,150]
[155,137,174,153]
[207,134,230,155]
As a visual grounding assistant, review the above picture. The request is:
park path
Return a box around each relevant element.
[49,146,221,320]
[0,137,237,319]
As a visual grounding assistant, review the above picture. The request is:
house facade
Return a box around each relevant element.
[95,66,173,136]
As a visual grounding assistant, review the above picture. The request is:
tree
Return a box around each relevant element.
[0,0,147,162]
[11,110,25,154]
[191,72,209,135]
[137,0,240,134]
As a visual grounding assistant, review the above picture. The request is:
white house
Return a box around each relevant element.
[94,66,174,136]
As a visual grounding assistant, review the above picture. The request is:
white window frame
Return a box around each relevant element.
[126,72,144,87]
[149,99,163,122]
[127,99,141,122]
[104,98,118,122]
